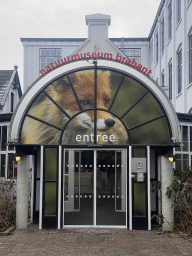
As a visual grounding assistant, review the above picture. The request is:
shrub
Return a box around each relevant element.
[166,166,192,235]
[0,181,16,232]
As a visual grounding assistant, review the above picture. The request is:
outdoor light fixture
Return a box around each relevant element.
[168,155,176,162]
[15,156,21,162]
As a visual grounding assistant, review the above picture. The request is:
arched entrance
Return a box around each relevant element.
[9,59,181,230]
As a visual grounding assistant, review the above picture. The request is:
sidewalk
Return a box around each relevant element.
[1,224,192,255]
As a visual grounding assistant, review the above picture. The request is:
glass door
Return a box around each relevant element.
[63,149,127,228]
[96,150,127,226]
[63,150,94,226]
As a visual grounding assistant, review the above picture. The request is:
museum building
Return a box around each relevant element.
[7,0,192,230]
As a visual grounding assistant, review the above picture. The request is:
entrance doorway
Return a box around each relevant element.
[63,149,127,228]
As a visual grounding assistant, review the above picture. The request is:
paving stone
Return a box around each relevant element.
[0,224,192,255]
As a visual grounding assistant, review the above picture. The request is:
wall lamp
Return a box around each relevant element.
[168,155,176,163]
[15,156,21,162]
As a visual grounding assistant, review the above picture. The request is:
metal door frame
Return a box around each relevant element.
[62,148,127,229]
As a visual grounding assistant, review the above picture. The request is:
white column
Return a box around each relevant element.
[16,155,29,229]
[30,155,35,223]
[39,146,43,229]
[147,146,151,231]
[129,146,132,230]
[58,146,62,229]
[161,156,174,231]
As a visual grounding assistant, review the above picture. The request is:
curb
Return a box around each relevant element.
[0,226,15,236]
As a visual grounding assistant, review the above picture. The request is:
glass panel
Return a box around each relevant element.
[69,70,95,111]
[64,175,69,201]
[36,148,40,179]
[122,93,164,129]
[151,182,156,211]
[183,126,188,151]
[150,149,156,179]
[0,154,6,177]
[128,117,171,145]
[111,76,147,117]
[44,76,80,114]
[44,182,57,215]
[28,92,68,129]
[175,154,189,171]
[74,152,80,210]
[96,150,126,226]
[35,180,40,211]
[21,116,62,144]
[190,127,192,151]
[134,183,146,216]
[96,111,129,145]
[109,72,125,101]
[1,126,7,150]
[45,148,57,180]
[64,150,93,225]
[7,154,14,179]
[133,148,146,158]
[62,111,95,145]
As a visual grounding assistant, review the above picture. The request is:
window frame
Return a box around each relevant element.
[177,47,182,94]
[156,32,158,63]
[168,61,172,100]
[189,33,192,84]
[161,17,165,53]
[177,0,182,24]
[168,0,172,40]
[124,48,141,63]
[39,48,62,71]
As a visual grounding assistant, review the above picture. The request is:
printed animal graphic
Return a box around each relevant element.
[21,70,128,144]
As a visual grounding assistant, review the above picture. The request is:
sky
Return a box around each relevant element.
[0,0,161,89]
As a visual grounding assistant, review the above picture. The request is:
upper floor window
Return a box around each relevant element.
[124,48,141,63]
[149,41,153,63]
[39,48,62,70]
[177,0,181,23]
[156,32,158,63]
[161,17,165,52]
[0,125,7,151]
[178,47,182,94]
[169,62,172,100]
[11,92,14,112]
[189,33,192,84]
[168,0,172,40]
[161,71,165,87]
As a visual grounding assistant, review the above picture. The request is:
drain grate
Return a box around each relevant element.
[77,235,105,243]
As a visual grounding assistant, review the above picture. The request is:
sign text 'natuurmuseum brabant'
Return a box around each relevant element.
[39,52,152,77]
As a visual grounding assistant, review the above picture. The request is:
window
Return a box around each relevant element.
[150,41,153,63]
[169,62,172,100]
[1,126,7,150]
[177,0,181,23]
[175,124,192,171]
[161,17,164,52]
[0,125,16,179]
[156,33,158,63]
[11,92,14,112]
[39,48,62,70]
[168,0,172,40]
[189,33,192,84]
[161,72,165,87]
[124,48,141,63]
[178,47,182,94]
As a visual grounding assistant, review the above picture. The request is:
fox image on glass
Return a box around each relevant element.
[21,70,128,145]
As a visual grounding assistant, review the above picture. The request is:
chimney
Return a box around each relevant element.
[85,14,111,41]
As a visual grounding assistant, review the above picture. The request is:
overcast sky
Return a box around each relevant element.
[0,0,161,89]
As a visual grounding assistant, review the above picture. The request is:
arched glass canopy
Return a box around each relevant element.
[9,59,181,146]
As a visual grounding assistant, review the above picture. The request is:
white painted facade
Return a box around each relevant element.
[21,1,192,119]
[149,0,192,114]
